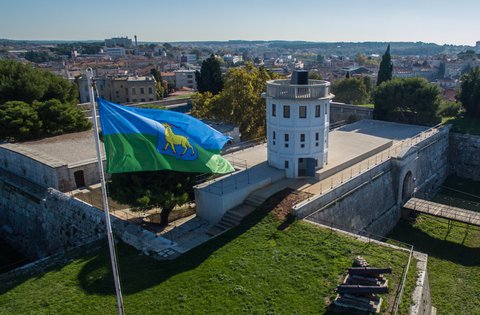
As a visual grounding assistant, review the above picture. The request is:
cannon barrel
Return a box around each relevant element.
[347,267,392,276]
[336,284,388,294]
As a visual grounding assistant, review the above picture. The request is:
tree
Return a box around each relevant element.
[377,44,393,86]
[192,63,277,140]
[24,51,55,63]
[308,71,323,80]
[374,77,442,125]
[0,101,42,141]
[0,60,90,141]
[362,76,373,95]
[458,67,480,118]
[34,99,91,136]
[332,77,370,105]
[108,171,196,226]
[0,60,78,104]
[195,54,223,95]
[437,62,446,79]
[150,68,162,82]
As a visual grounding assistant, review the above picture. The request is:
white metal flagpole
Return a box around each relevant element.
[86,68,125,315]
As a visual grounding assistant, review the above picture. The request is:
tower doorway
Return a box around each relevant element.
[74,170,86,188]
[298,158,316,177]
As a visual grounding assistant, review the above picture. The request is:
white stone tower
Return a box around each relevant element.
[263,70,334,178]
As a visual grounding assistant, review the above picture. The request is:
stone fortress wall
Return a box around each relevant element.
[449,133,480,181]
[0,173,171,261]
[294,126,450,236]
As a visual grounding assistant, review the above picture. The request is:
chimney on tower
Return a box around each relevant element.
[134,35,138,48]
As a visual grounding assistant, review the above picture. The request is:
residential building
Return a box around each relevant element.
[160,72,176,84]
[105,47,126,58]
[180,54,197,64]
[77,75,157,104]
[175,70,197,90]
[223,54,243,64]
[77,76,111,103]
[111,75,157,103]
[105,36,132,48]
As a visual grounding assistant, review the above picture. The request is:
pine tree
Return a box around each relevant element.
[377,44,393,86]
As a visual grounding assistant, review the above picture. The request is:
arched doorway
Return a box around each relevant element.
[402,171,414,201]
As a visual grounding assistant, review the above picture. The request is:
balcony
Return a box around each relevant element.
[265,79,333,100]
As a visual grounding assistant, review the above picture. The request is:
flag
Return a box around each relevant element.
[97,98,235,174]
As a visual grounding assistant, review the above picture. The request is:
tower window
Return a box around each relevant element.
[300,134,305,142]
[284,133,289,142]
[299,106,307,118]
[284,160,289,168]
[272,104,276,117]
[315,105,321,117]
[273,131,276,139]
[315,132,319,141]
[283,105,290,118]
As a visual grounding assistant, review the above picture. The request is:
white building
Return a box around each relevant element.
[174,70,197,90]
[263,70,334,178]
[105,47,126,58]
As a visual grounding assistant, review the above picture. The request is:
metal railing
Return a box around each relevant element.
[266,79,331,99]
[408,198,480,225]
[197,168,252,195]
[222,137,266,155]
[314,124,443,196]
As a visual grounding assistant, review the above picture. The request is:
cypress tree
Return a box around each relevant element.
[377,44,393,86]
[195,54,223,94]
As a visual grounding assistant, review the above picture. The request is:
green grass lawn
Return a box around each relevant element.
[166,93,193,100]
[0,198,412,314]
[389,215,480,315]
[389,176,480,314]
[358,103,375,108]
[442,116,480,136]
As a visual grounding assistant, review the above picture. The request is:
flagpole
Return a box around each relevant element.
[86,68,125,315]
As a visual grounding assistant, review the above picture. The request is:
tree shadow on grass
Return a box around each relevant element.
[76,189,299,296]
[388,219,480,266]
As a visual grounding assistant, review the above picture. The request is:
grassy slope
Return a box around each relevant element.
[390,176,480,314]
[389,216,480,314]
[442,116,480,136]
[0,208,410,314]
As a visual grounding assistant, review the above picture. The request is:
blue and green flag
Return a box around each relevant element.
[98,98,234,174]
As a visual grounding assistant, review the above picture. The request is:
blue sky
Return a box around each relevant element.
[1,0,479,45]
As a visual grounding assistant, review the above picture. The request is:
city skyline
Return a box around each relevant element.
[1,0,480,46]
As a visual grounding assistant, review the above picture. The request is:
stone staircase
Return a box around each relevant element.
[206,179,303,237]
[244,194,266,207]
[206,204,255,236]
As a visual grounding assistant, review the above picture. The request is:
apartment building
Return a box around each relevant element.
[77,75,157,104]
[174,70,197,90]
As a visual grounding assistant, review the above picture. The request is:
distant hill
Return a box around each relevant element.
[0,39,472,55]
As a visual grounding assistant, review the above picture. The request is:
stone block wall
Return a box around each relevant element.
[294,161,400,236]
[295,126,451,237]
[0,175,172,261]
[330,102,373,123]
[449,133,480,181]
[0,182,105,259]
[0,148,60,189]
